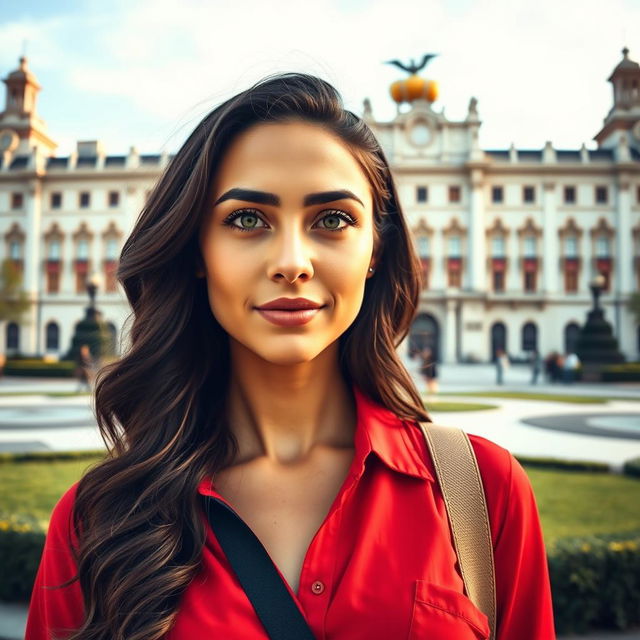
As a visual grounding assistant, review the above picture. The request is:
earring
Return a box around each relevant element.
[369,267,375,273]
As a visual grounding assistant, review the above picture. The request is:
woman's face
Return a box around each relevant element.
[197,120,377,366]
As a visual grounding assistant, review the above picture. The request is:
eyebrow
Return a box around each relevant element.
[212,188,365,208]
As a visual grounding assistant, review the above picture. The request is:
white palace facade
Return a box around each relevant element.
[0,52,639,363]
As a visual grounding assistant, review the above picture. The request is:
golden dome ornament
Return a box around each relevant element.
[386,54,439,105]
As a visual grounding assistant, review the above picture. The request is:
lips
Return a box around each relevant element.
[255,297,324,311]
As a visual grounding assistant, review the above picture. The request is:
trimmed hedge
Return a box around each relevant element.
[624,457,640,479]
[514,455,611,473]
[4,359,76,378]
[548,531,640,634]
[0,512,46,602]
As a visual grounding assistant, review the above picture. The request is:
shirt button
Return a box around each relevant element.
[311,580,325,595]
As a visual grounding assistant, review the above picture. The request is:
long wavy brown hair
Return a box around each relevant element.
[59,72,432,639]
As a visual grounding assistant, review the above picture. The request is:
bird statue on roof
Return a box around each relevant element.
[385,54,438,75]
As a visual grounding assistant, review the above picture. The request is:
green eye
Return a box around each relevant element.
[223,208,357,233]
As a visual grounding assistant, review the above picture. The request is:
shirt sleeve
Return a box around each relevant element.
[493,452,556,639]
[24,482,85,640]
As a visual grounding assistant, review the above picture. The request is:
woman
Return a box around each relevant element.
[25,73,555,639]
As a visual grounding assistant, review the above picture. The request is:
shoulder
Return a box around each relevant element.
[46,481,81,548]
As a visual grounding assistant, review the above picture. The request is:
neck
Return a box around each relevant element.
[223,339,357,468]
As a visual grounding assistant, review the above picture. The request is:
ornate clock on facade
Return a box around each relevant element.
[406,118,435,149]
[0,128,18,153]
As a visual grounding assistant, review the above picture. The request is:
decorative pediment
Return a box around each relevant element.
[589,217,615,238]
[102,221,123,240]
[72,221,94,242]
[44,222,64,243]
[442,217,466,236]
[4,222,25,243]
[485,218,509,237]
[558,217,583,238]
[517,217,543,237]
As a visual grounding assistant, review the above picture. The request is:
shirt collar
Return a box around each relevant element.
[350,384,434,483]
[198,382,434,497]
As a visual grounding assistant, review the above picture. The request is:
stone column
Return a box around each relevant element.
[469,168,486,292]
[614,177,632,294]
[23,177,43,355]
[542,181,558,294]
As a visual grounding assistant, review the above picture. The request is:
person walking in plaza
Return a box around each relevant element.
[495,348,509,385]
[418,345,439,398]
[26,73,555,640]
[562,351,580,384]
[74,344,95,392]
[530,349,542,385]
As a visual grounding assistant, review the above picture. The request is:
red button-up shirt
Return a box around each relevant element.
[25,384,556,639]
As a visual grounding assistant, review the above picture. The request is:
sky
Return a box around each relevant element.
[0,0,638,157]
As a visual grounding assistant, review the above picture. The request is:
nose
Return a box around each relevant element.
[266,222,314,284]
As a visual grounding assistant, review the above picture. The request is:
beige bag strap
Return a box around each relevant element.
[417,422,497,640]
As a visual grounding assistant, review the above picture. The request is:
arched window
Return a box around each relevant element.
[6,322,19,350]
[521,322,537,352]
[46,321,60,350]
[564,322,581,354]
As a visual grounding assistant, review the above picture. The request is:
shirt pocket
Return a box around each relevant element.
[408,580,490,640]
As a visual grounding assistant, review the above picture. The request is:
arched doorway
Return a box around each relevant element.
[46,321,60,351]
[409,313,440,361]
[564,322,581,354]
[521,322,538,352]
[490,322,507,361]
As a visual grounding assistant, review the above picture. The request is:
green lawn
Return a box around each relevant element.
[438,391,640,404]
[422,400,499,412]
[527,467,640,545]
[1,456,639,547]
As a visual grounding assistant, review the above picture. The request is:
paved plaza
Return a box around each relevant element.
[1,359,638,469]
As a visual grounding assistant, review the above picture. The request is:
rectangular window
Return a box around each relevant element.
[416,186,428,203]
[595,185,608,204]
[492,270,505,292]
[524,271,536,292]
[448,236,461,257]
[491,186,503,203]
[564,186,576,204]
[523,186,535,203]
[79,192,91,208]
[565,236,577,257]
[491,236,505,258]
[565,270,578,293]
[637,185,640,204]
[11,193,23,209]
[524,236,536,257]
[417,236,429,258]
[50,192,62,209]
[108,191,120,207]
[595,236,610,257]
[448,185,461,203]
[49,240,61,260]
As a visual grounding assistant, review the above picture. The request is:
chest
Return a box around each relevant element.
[212,448,355,595]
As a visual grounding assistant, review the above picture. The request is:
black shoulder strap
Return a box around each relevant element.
[201,496,317,640]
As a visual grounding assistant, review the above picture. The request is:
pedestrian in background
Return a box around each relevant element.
[75,344,95,392]
[495,348,509,385]
[563,352,580,384]
[418,346,439,397]
[530,349,542,385]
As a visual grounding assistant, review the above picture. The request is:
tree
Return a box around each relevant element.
[0,258,30,325]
